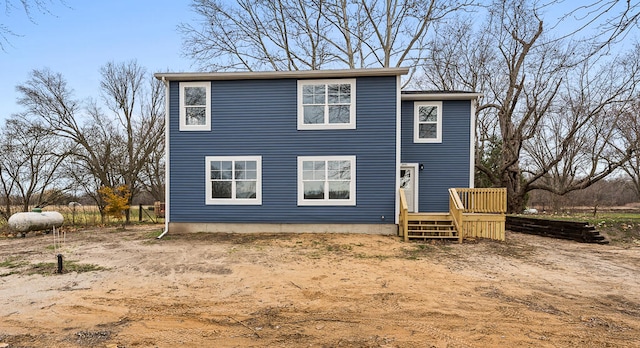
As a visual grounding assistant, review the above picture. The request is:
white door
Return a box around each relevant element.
[400,165,417,213]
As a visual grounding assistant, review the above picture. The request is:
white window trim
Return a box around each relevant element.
[180,81,211,131]
[297,155,356,206]
[414,101,442,143]
[297,79,356,130]
[205,156,262,205]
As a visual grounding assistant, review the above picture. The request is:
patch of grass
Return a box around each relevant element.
[0,270,20,277]
[307,251,323,259]
[483,240,536,259]
[0,257,29,277]
[0,257,27,269]
[140,229,172,244]
[144,229,164,239]
[326,244,353,252]
[353,253,390,260]
[300,240,357,258]
[299,240,387,259]
[403,243,434,259]
[65,261,106,273]
[523,212,640,224]
[401,240,460,260]
[598,224,640,245]
[27,260,107,275]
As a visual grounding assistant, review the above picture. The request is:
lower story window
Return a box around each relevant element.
[297,156,356,206]
[205,156,262,205]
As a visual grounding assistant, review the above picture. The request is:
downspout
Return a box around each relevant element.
[157,75,170,239]
[395,74,402,225]
[157,229,169,239]
[469,97,478,189]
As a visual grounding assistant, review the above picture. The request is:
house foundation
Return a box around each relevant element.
[168,222,398,235]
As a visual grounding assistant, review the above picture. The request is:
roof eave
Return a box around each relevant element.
[401,92,483,101]
[154,67,410,81]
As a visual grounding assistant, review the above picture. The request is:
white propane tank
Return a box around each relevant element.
[8,212,64,232]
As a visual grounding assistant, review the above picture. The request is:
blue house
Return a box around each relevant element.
[154,68,495,238]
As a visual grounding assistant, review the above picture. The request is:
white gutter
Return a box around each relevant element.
[401,92,483,101]
[154,67,410,82]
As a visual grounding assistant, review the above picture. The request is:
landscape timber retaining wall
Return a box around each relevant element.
[506,216,608,244]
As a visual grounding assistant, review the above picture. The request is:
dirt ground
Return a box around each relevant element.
[1,225,639,348]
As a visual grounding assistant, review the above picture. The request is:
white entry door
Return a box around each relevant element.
[400,164,418,213]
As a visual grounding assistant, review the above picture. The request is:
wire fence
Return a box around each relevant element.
[1,204,164,231]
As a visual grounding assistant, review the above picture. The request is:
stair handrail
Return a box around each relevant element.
[448,188,465,243]
[399,188,409,242]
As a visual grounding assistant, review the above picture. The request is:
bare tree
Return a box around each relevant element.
[64,101,125,218]
[16,69,123,221]
[99,60,165,221]
[619,98,640,199]
[529,177,637,213]
[419,0,640,212]
[179,0,473,72]
[1,0,66,50]
[0,116,68,219]
[553,0,640,54]
[139,131,165,202]
[0,154,17,220]
[15,64,165,223]
[525,57,638,191]
[139,75,165,203]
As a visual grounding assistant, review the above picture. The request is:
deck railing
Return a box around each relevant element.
[448,188,464,243]
[455,188,507,214]
[453,188,507,241]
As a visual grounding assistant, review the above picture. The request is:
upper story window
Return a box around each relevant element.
[297,156,356,206]
[297,79,356,130]
[414,101,442,143]
[180,82,211,131]
[205,156,262,205]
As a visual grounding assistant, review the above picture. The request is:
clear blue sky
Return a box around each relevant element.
[1,1,635,120]
[0,0,194,118]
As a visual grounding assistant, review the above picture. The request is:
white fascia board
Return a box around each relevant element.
[155,67,410,81]
[401,92,483,101]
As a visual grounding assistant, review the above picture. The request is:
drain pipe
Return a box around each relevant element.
[156,227,169,239]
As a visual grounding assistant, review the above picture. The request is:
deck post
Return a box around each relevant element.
[399,189,409,242]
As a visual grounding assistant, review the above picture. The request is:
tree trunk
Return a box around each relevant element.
[507,190,527,214]
[503,161,526,214]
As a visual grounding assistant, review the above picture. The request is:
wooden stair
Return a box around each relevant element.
[399,188,507,242]
[405,213,459,240]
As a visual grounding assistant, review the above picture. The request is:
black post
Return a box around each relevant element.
[139,204,143,222]
[57,254,63,274]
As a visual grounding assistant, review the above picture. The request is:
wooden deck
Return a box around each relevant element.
[399,188,506,242]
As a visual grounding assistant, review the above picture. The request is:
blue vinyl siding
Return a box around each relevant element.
[401,100,471,212]
[169,76,398,224]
